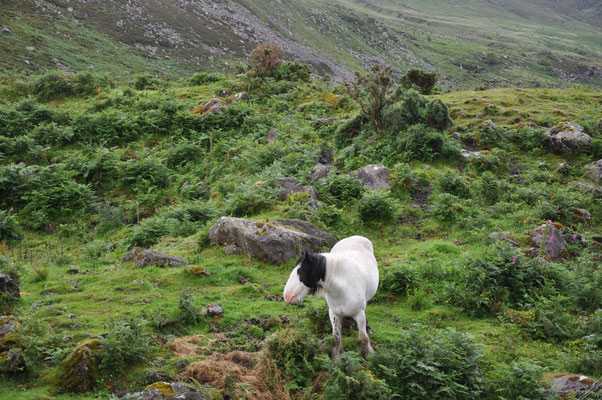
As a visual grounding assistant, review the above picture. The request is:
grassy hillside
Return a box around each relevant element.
[0,67,601,399]
[1,0,601,89]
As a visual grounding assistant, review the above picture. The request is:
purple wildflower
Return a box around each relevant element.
[549,235,554,243]
[136,201,139,206]
[572,234,577,241]
[512,256,516,264]
[103,140,108,145]
[183,181,189,187]
[155,208,159,213]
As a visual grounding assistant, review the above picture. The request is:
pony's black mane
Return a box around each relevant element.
[297,252,326,295]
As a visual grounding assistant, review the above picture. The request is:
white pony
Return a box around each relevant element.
[283,235,379,357]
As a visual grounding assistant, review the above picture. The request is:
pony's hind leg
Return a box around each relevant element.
[354,311,374,357]
[329,309,343,358]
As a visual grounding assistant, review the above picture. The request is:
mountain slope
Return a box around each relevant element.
[0,0,600,88]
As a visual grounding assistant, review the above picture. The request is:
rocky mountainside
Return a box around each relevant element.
[1,0,601,88]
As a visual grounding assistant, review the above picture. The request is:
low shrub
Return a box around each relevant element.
[400,69,437,95]
[225,183,277,217]
[33,72,73,101]
[99,318,151,375]
[476,172,500,204]
[392,124,460,162]
[450,245,545,316]
[317,174,364,207]
[379,264,421,298]
[73,72,114,96]
[536,188,580,225]
[130,217,170,248]
[319,352,391,400]
[431,193,463,223]
[493,360,548,400]
[188,72,225,85]
[178,292,205,325]
[568,255,602,312]
[357,192,396,224]
[434,170,471,199]
[369,326,485,400]
[0,210,20,242]
[273,62,311,82]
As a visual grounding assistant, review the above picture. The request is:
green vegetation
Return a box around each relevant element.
[0,63,600,400]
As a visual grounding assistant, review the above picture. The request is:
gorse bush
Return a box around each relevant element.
[188,72,225,85]
[318,174,364,207]
[249,43,283,77]
[358,192,396,224]
[400,69,437,95]
[369,326,485,400]
[273,62,311,82]
[392,124,460,161]
[450,245,545,316]
[320,352,391,400]
[434,170,471,198]
[99,318,151,374]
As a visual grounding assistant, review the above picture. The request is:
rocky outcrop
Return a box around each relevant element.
[275,219,336,247]
[354,164,391,190]
[528,223,569,261]
[53,339,102,393]
[276,177,318,207]
[585,159,602,183]
[122,248,187,267]
[125,382,206,400]
[545,122,592,154]
[0,274,19,300]
[208,217,334,263]
[0,315,21,352]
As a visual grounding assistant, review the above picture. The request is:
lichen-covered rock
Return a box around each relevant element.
[528,223,569,261]
[574,208,591,224]
[0,274,19,300]
[547,373,601,398]
[191,97,226,116]
[52,339,102,393]
[545,122,592,154]
[208,217,334,264]
[354,164,391,190]
[122,247,187,267]
[310,163,336,180]
[0,315,21,352]
[585,159,602,183]
[276,177,318,207]
[206,303,223,317]
[275,219,336,247]
[137,382,206,400]
[573,181,602,198]
[186,266,211,277]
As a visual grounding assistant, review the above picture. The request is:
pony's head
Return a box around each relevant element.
[283,251,326,305]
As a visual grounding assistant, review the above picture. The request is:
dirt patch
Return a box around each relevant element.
[180,350,290,400]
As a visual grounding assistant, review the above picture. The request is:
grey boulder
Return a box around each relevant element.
[585,159,602,183]
[276,177,318,207]
[354,164,391,190]
[0,274,19,299]
[208,217,335,264]
[545,122,592,154]
[528,223,569,261]
[310,163,335,180]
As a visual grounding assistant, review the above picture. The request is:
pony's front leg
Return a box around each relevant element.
[355,310,374,358]
[329,309,343,358]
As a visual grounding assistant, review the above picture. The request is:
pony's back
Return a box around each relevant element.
[330,235,374,255]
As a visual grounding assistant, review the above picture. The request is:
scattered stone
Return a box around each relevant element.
[264,294,283,302]
[67,314,77,319]
[24,60,30,65]
[483,119,496,130]
[545,122,592,154]
[555,162,570,175]
[548,373,601,398]
[26,46,35,51]
[319,148,334,164]
[528,223,569,261]
[238,276,253,285]
[0,274,19,299]
[309,163,335,180]
[232,92,248,103]
[574,208,591,224]
[186,266,211,277]
[276,177,318,207]
[267,128,278,144]
[208,217,335,264]
[122,248,187,268]
[1,27,12,35]
[121,297,136,302]
[475,113,485,119]
[191,98,225,116]
[53,340,102,393]
[175,360,187,370]
[217,89,230,97]
[67,268,79,275]
[487,232,520,247]
[354,164,391,190]
[0,315,21,351]
[206,303,223,317]
[146,370,168,383]
[585,159,602,183]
